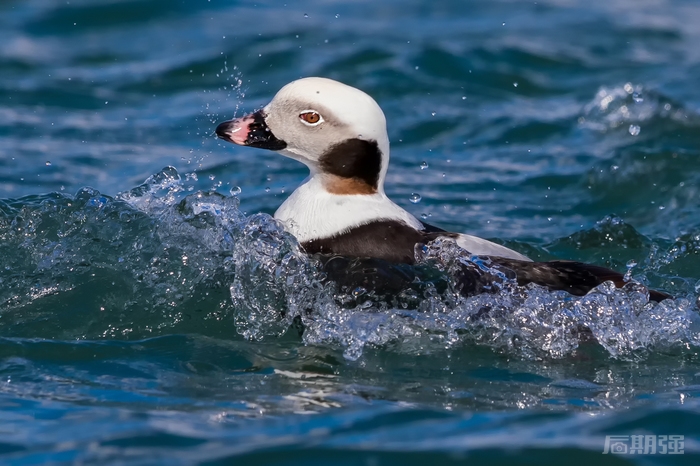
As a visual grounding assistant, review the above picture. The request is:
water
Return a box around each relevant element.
[2,0,700,464]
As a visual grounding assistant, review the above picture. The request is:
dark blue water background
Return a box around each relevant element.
[1,0,700,464]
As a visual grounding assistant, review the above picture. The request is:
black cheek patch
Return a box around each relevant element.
[318,139,382,189]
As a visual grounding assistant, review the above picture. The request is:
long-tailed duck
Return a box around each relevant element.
[216,77,669,302]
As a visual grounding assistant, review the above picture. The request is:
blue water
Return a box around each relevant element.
[2,0,700,464]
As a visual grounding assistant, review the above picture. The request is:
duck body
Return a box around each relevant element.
[275,173,527,264]
[216,77,670,302]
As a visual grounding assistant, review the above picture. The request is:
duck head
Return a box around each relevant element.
[216,77,391,195]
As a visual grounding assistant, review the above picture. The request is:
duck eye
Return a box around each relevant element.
[299,111,323,125]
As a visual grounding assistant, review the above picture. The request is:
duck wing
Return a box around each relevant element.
[484,257,671,302]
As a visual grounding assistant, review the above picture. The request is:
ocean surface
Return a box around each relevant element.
[1,0,700,464]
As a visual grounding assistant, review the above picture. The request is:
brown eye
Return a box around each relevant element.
[299,111,322,125]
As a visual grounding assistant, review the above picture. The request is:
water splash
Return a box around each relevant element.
[581,83,694,133]
[0,168,698,361]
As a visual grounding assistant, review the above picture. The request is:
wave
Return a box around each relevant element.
[1,167,698,361]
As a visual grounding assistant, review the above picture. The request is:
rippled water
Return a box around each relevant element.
[2,0,700,464]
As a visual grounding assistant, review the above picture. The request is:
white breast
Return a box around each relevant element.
[274,176,423,243]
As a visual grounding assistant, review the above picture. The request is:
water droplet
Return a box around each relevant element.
[209,174,215,181]
[431,112,436,117]
[626,259,637,269]
[513,82,518,87]
[230,186,242,196]
[303,13,308,18]
[420,161,429,170]
[335,14,339,18]
[409,193,422,204]
[629,125,641,136]
[45,161,51,166]
[265,187,270,193]
[632,92,643,103]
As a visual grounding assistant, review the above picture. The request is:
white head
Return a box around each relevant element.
[216,77,391,195]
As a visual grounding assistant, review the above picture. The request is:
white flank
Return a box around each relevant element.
[454,234,531,261]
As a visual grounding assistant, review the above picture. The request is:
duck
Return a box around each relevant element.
[215,77,669,302]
